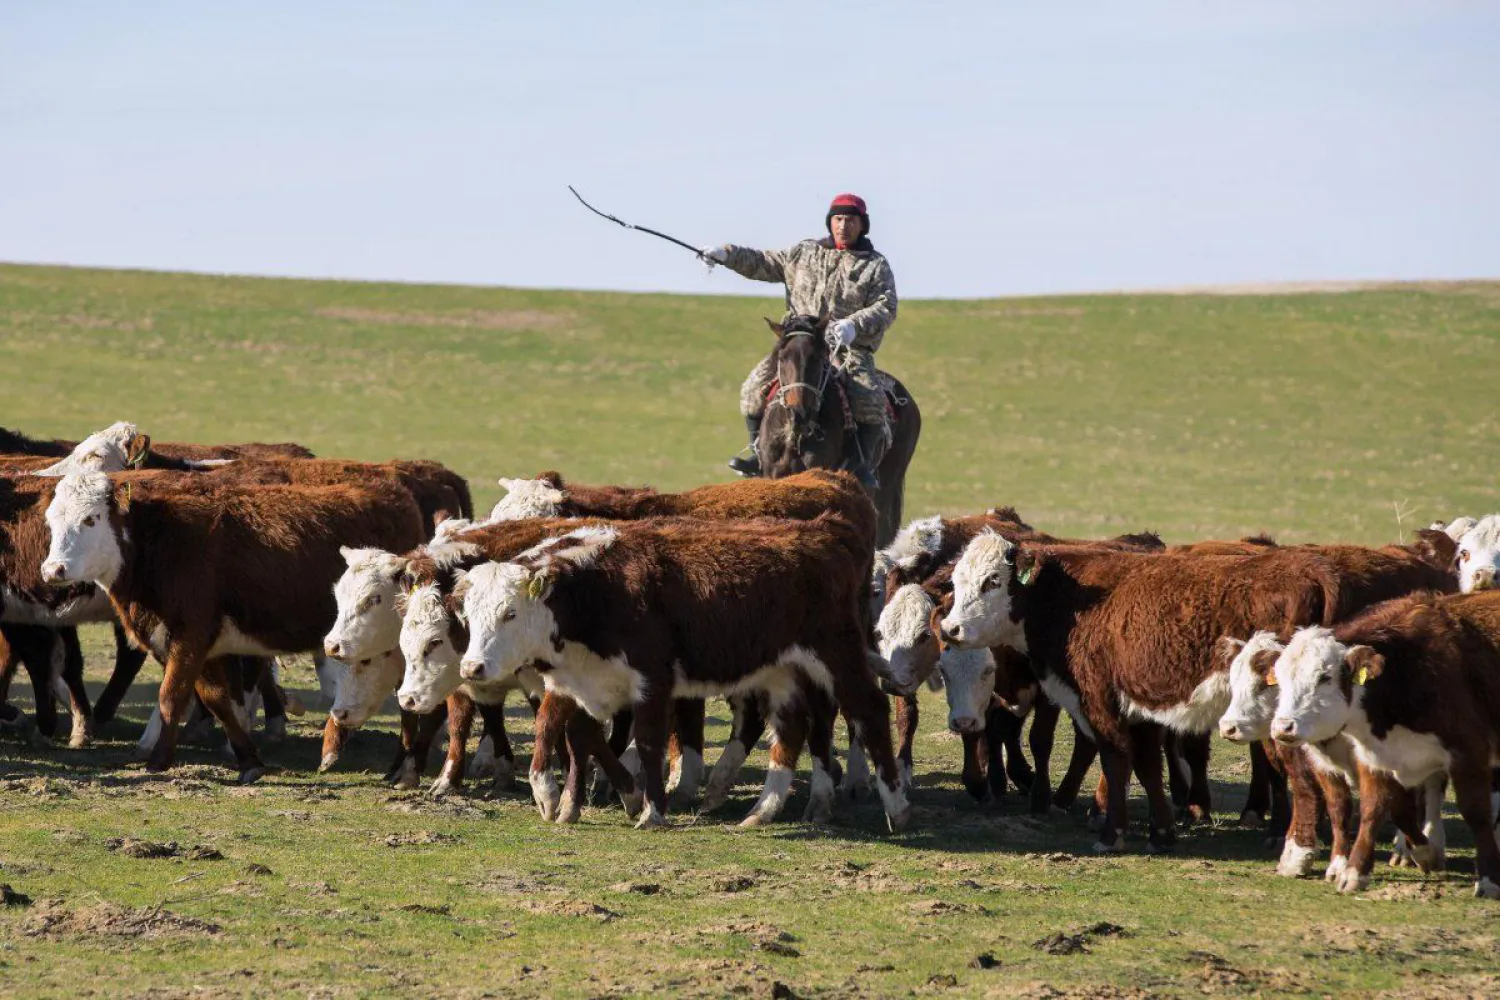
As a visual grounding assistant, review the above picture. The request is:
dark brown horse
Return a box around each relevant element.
[755,315,920,547]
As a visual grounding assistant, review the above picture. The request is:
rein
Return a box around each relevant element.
[769,330,833,413]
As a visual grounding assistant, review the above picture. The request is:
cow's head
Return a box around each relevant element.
[456,562,556,683]
[396,581,466,714]
[41,472,125,587]
[939,646,997,734]
[1217,632,1283,742]
[489,476,566,521]
[32,422,140,477]
[1432,516,1477,543]
[874,584,940,694]
[1455,515,1500,593]
[1269,626,1382,745]
[326,547,409,661]
[940,530,1024,650]
[329,648,405,729]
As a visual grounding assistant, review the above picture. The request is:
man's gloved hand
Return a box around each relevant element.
[828,318,857,349]
[701,246,729,266]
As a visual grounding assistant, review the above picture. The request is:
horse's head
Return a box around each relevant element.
[765,314,831,429]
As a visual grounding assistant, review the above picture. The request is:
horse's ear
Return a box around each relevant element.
[764,317,783,338]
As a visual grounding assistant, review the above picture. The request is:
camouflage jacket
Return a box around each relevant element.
[721,236,898,352]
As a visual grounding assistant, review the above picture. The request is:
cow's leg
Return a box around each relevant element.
[894,693,918,790]
[1058,724,1100,817]
[1131,723,1176,853]
[477,697,515,791]
[1179,731,1212,824]
[0,629,18,727]
[90,622,148,728]
[1419,773,1448,870]
[630,692,673,829]
[1336,768,1407,893]
[1316,769,1356,884]
[430,691,477,798]
[144,636,211,773]
[1244,740,1274,825]
[190,657,265,783]
[827,637,910,832]
[666,697,706,806]
[961,733,990,802]
[842,706,872,799]
[1164,730,1191,810]
[1087,773,1111,832]
[532,691,573,820]
[54,628,93,748]
[802,686,839,824]
[1260,741,1291,842]
[1094,736,1133,853]
[559,710,635,824]
[387,709,422,786]
[1449,757,1500,899]
[590,706,635,805]
[389,706,446,789]
[1276,743,1324,875]
[702,694,765,812]
[319,718,351,772]
[742,692,808,828]
[256,660,287,742]
[9,627,59,737]
[992,705,1033,793]
[1026,699,1059,814]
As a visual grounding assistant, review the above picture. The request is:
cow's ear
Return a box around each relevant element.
[526,568,555,602]
[1215,636,1246,668]
[386,558,409,584]
[1346,645,1384,686]
[1250,647,1280,679]
[339,545,359,566]
[535,471,565,489]
[125,433,152,469]
[765,317,784,338]
[1013,547,1039,586]
[1412,529,1457,572]
[883,567,906,600]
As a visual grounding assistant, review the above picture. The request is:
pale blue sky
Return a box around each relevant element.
[2,1,1496,298]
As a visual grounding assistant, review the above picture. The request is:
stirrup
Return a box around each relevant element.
[728,452,761,478]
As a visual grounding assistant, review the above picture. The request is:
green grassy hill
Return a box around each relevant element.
[3,264,1500,999]
[4,264,1498,539]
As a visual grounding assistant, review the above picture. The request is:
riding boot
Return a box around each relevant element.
[728,415,763,477]
[853,422,886,491]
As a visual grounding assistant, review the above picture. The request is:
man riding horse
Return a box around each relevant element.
[703,193,896,490]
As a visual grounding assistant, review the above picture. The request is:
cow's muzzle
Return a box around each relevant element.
[39,561,68,585]
[459,659,486,681]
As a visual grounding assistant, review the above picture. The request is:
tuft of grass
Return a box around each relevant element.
[3,264,1500,996]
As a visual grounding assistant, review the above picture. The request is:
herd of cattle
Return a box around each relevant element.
[4,421,1500,901]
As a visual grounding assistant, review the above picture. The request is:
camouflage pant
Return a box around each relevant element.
[739,348,886,426]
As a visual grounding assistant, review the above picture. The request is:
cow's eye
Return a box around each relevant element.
[872,628,884,642]
[82,515,96,527]
[1460,550,1470,563]
[918,629,933,643]
[423,638,442,654]
[1317,672,1332,685]
[372,595,382,606]
[503,609,517,622]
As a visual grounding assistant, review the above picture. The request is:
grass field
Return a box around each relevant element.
[3,263,1500,998]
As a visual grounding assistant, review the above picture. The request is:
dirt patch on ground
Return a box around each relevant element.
[104,837,223,860]
[520,898,620,922]
[22,899,221,938]
[315,306,573,332]
[382,830,459,848]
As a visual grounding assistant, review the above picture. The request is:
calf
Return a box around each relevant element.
[1455,515,1500,593]
[1269,592,1500,898]
[455,513,908,830]
[39,472,425,779]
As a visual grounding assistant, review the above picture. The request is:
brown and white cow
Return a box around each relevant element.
[39,471,425,779]
[1269,591,1500,898]
[454,512,908,830]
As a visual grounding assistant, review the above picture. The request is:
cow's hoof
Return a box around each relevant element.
[466,738,497,780]
[1086,809,1107,833]
[1412,843,1443,874]
[1146,829,1176,854]
[1335,867,1369,895]
[1474,877,1500,900]
[427,776,454,799]
[698,785,729,815]
[263,717,287,744]
[238,766,266,786]
[392,761,419,790]
[1324,855,1349,882]
[68,724,94,750]
[619,791,644,821]
[636,808,670,831]
[1277,840,1318,878]
[963,780,990,803]
[555,790,581,825]
[284,695,307,717]
[739,811,772,829]
[885,805,911,833]
[318,754,339,774]
[1239,808,1264,827]
[1092,835,1124,854]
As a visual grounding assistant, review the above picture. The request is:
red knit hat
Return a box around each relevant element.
[825,193,870,236]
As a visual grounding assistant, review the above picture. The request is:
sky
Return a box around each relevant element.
[2,1,1497,299]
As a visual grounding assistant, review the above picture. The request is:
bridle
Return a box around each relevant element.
[769,329,833,416]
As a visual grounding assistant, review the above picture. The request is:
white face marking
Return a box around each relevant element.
[31,421,139,477]
[875,585,939,692]
[1219,632,1283,742]
[940,531,1019,649]
[515,526,617,568]
[41,472,124,587]
[458,562,555,684]
[940,646,996,733]
[884,515,945,569]
[1434,516,1477,543]
[396,583,466,714]
[1270,627,1354,744]
[330,648,405,728]
[488,478,566,520]
[1456,515,1500,593]
[326,548,408,660]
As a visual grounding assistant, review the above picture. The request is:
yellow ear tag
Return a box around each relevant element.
[1264,669,1278,687]
[1017,565,1035,586]
[1353,666,1370,686]
[527,575,546,601]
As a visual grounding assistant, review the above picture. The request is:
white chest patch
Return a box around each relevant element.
[1118,671,1231,735]
[671,645,835,712]
[542,644,646,721]
[1349,724,1453,788]
[206,617,286,659]
[1039,674,1094,742]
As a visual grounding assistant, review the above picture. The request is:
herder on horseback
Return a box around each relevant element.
[703,193,897,490]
